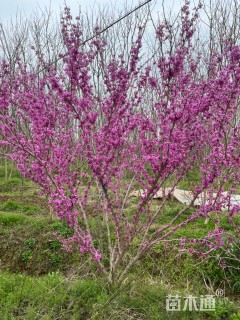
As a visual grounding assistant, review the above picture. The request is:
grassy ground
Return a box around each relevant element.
[0,163,239,319]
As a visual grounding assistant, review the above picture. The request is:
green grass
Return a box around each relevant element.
[0,164,239,319]
[0,164,22,179]
[0,271,238,320]
[0,178,23,192]
[0,200,43,215]
[0,212,26,226]
[178,166,202,190]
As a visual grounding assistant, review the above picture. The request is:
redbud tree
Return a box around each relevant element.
[0,1,239,285]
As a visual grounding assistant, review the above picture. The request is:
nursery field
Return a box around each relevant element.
[0,164,239,320]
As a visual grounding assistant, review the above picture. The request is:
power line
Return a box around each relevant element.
[39,0,152,72]
[81,0,152,46]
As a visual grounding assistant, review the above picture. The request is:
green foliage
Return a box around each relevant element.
[0,272,107,320]
[0,164,22,179]
[178,166,201,190]
[21,250,33,263]
[230,312,240,320]
[124,169,134,180]
[175,217,214,238]
[50,253,62,266]
[1,270,237,320]
[0,178,22,192]
[1,200,20,211]
[24,238,37,249]
[0,212,26,226]
[48,239,62,250]
[197,234,240,292]
[0,272,179,320]
[21,204,42,215]
[209,298,239,320]
[203,258,226,285]
[163,200,185,217]
[233,281,240,293]
[0,163,239,319]
[50,220,73,238]
[21,239,37,263]
[108,282,168,319]
[0,200,42,215]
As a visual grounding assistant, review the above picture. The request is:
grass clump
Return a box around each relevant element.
[0,178,23,192]
[0,272,107,319]
[1,200,20,211]
[0,200,42,215]
[0,212,26,226]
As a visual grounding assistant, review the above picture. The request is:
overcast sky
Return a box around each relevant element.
[0,0,184,25]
